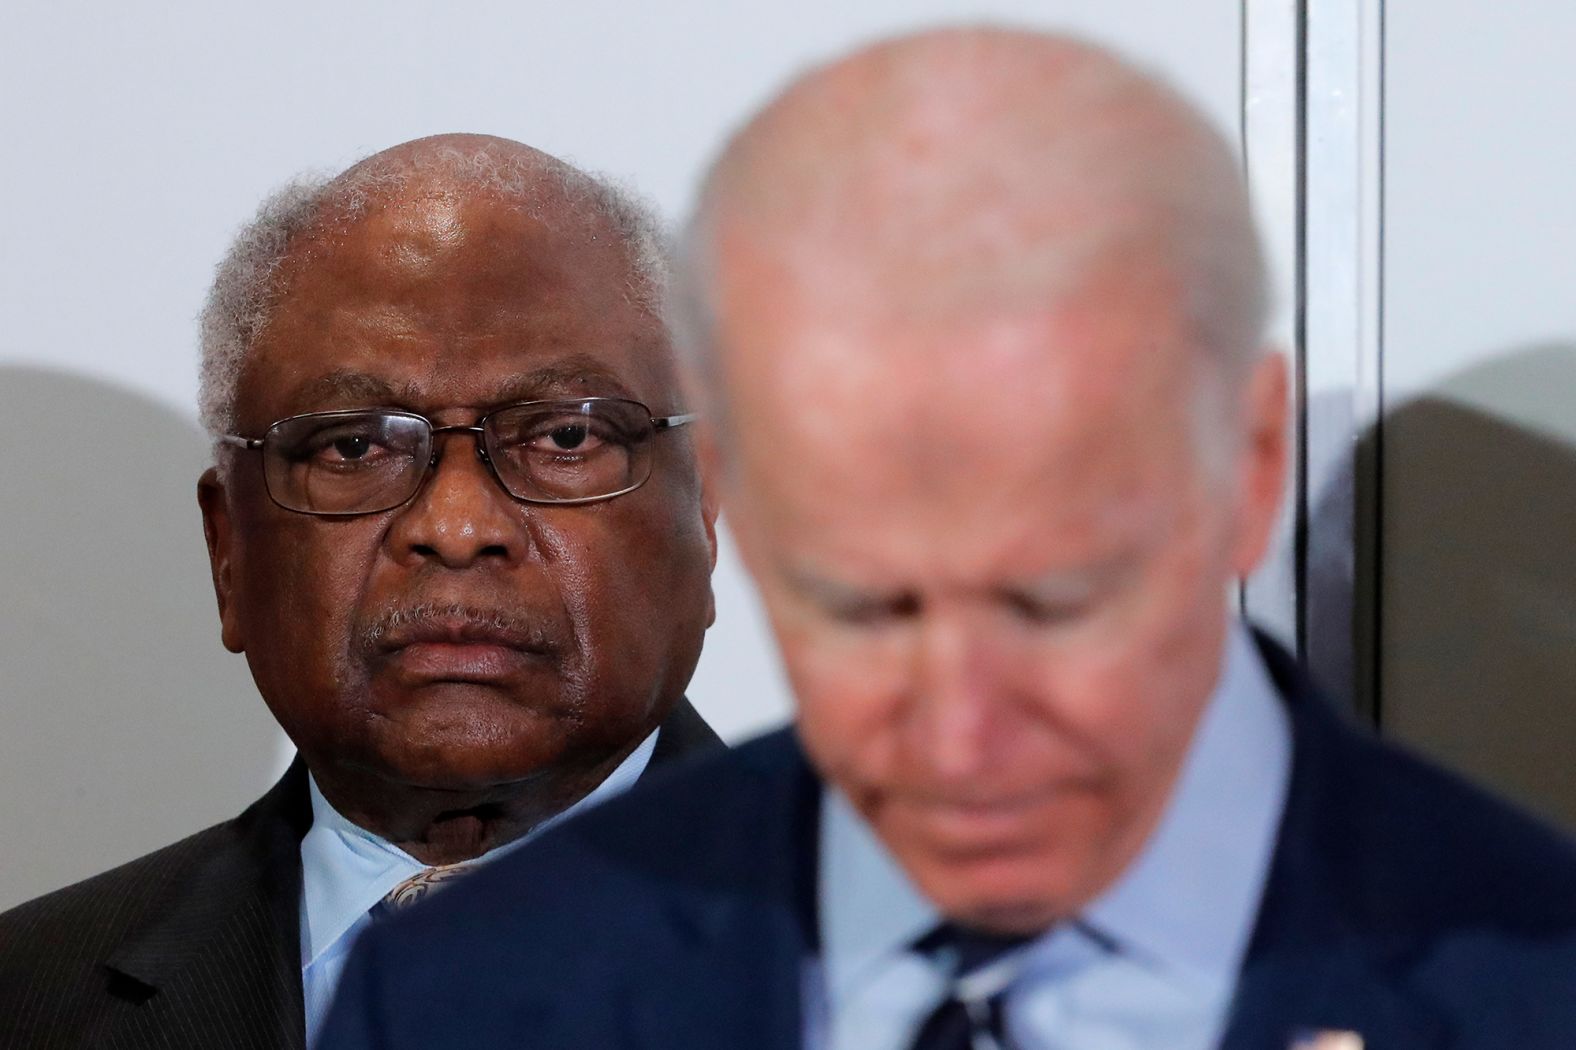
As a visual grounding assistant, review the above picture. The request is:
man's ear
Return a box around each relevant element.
[197,466,245,654]
[1230,350,1291,578]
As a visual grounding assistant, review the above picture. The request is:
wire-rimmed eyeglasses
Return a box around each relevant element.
[219,397,696,516]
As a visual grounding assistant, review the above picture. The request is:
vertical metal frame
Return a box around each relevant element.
[1301,0,1385,717]
[1242,0,1384,718]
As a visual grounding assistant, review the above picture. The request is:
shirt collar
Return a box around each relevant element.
[299,726,660,969]
[1081,623,1291,988]
[819,782,939,1011]
[817,621,1291,1004]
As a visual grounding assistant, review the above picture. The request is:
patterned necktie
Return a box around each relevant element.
[379,863,475,913]
[908,925,1033,1050]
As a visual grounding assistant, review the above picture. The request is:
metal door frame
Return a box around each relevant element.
[1241,0,1386,720]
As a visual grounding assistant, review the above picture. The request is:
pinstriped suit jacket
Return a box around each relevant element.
[0,700,720,1050]
[323,638,1576,1050]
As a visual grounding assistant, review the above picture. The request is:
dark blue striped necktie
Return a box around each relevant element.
[908,924,1033,1050]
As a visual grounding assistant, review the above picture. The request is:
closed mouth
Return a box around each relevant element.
[365,606,564,685]
[377,619,557,655]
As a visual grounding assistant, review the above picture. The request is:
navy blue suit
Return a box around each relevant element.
[322,638,1576,1049]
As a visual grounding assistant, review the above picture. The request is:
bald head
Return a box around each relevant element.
[685,28,1288,934]
[677,28,1267,411]
[200,134,669,435]
[342,132,567,185]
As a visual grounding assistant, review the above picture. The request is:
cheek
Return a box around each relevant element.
[775,619,914,781]
[538,500,714,687]
[236,516,380,687]
[1022,642,1197,780]
[1017,571,1230,780]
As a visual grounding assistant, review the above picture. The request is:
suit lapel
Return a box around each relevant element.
[101,762,311,1050]
[1221,945,1451,1050]
[1218,638,1452,1050]
[628,730,820,1050]
[94,703,712,1049]
[647,697,724,771]
[1220,809,1453,1050]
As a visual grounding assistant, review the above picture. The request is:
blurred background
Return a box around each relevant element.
[2,0,1573,910]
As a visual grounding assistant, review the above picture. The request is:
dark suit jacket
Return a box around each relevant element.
[0,700,721,1050]
[322,637,1576,1049]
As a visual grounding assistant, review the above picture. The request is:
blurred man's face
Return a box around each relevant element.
[719,254,1285,933]
[199,186,716,807]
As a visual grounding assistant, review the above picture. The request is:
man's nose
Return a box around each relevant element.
[910,614,1010,782]
[386,435,527,569]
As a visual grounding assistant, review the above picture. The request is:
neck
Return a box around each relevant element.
[308,734,646,866]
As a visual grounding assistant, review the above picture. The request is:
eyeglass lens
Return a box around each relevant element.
[260,400,656,515]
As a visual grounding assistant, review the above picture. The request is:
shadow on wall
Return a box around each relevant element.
[1313,343,1576,831]
[0,366,284,911]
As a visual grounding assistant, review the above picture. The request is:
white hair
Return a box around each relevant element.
[198,146,671,437]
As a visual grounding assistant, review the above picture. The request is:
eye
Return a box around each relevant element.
[330,435,372,460]
[306,430,389,465]
[546,423,593,451]
[285,423,400,467]
[520,416,624,457]
[1002,588,1095,625]
[822,591,922,626]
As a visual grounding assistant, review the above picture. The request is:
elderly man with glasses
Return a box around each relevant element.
[0,133,723,1050]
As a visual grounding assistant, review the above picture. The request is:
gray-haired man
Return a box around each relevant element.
[0,134,723,1050]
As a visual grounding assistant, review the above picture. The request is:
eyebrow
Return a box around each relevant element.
[786,554,1134,616]
[994,556,1134,607]
[487,355,640,403]
[280,354,643,414]
[786,569,921,617]
[286,371,403,408]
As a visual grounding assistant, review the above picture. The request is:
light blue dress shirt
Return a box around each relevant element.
[808,623,1291,1050]
[299,728,660,1047]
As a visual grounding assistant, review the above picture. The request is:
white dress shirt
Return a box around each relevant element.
[807,623,1292,1050]
[299,728,659,1047]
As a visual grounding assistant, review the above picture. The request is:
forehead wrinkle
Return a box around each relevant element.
[247,212,671,403]
[744,320,1192,565]
[278,356,652,414]
[277,181,626,317]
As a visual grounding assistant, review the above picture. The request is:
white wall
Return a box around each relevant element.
[0,0,1245,909]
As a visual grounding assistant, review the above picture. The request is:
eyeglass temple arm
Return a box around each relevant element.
[217,434,264,450]
[652,412,698,430]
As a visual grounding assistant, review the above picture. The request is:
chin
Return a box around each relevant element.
[359,748,544,794]
[946,900,1064,937]
[362,714,573,792]
[899,848,1099,937]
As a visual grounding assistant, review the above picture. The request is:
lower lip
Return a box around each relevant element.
[385,642,546,682]
[892,792,1085,849]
